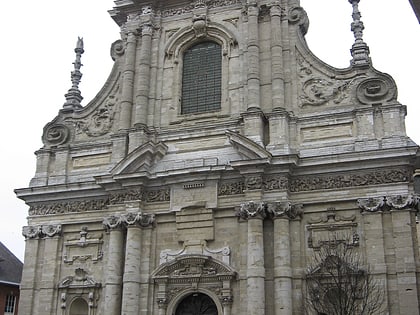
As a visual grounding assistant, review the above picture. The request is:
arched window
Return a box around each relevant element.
[69,298,88,315]
[181,41,222,114]
[175,293,218,315]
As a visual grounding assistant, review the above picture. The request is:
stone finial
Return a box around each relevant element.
[348,0,370,67]
[63,37,84,111]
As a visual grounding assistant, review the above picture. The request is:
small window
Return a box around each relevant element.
[5,295,16,314]
[181,41,222,114]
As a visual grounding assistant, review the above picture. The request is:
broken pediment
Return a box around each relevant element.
[226,130,272,161]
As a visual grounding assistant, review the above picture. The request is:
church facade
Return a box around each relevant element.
[15,0,420,314]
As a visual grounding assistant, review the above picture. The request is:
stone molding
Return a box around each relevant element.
[358,194,420,213]
[22,224,62,239]
[63,227,104,264]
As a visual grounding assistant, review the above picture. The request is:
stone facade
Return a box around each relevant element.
[15,0,420,314]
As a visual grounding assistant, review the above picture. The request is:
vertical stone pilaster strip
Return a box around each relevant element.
[247,216,265,314]
[119,31,137,131]
[237,201,266,315]
[246,2,260,110]
[19,227,42,315]
[391,209,420,315]
[270,2,284,110]
[103,216,125,315]
[273,217,292,315]
[121,224,142,315]
[38,225,62,315]
[134,25,153,127]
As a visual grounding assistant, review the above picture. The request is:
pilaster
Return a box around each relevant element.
[103,215,125,315]
[270,2,285,110]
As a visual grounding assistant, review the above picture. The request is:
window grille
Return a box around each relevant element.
[181,41,222,114]
[5,295,16,314]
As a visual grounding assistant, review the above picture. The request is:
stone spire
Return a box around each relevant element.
[63,37,84,111]
[349,0,371,67]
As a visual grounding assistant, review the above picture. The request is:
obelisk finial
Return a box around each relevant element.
[349,0,370,67]
[63,37,84,111]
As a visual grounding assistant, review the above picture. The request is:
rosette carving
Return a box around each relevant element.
[43,123,70,146]
[356,77,396,104]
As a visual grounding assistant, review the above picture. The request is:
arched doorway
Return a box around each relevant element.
[175,293,218,315]
[69,298,88,315]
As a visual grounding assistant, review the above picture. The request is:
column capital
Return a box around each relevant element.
[358,194,419,213]
[22,225,42,239]
[267,202,303,220]
[236,201,266,220]
[103,214,124,231]
[122,212,155,228]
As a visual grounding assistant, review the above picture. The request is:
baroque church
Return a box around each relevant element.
[15,0,420,314]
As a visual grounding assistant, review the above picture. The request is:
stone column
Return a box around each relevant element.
[246,2,260,110]
[38,225,62,315]
[120,212,155,315]
[270,2,284,110]
[266,108,290,154]
[20,226,42,315]
[103,215,125,315]
[266,202,297,315]
[134,24,153,128]
[119,31,138,131]
[237,201,266,315]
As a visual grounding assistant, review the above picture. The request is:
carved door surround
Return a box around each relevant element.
[152,254,236,315]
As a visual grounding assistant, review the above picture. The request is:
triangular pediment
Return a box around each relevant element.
[226,130,272,161]
[111,141,168,175]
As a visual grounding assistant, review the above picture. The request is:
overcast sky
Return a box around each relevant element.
[1,0,419,262]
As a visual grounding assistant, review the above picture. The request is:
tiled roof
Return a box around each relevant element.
[0,242,23,285]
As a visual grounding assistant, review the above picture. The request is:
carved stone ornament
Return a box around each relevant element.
[266,202,303,220]
[22,224,62,239]
[244,175,263,190]
[152,254,236,307]
[236,201,266,220]
[218,180,244,196]
[192,14,207,38]
[29,199,108,216]
[42,123,70,146]
[358,194,420,213]
[103,215,123,230]
[76,96,116,137]
[300,78,351,107]
[121,212,155,227]
[288,6,309,35]
[159,0,241,17]
[63,227,103,264]
[356,77,396,105]
[111,39,125,60]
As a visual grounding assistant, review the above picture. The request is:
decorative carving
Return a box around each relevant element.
[356,77,396,104]
[358,194,420,213]
[159,0,241,17]
[267,202,303,220]
[63,227,103,264]
[42,224,62,237]
[111,39,125,60]
[29,198,108,216]
[300,78,351,107]
[290,168,411,192]
[103,215,123,230]
[258,4,270,22]
[307,208,359,250]
[109,189,144,204]
[236,201,266,220]
[76,96,116,137]
[145,188,170,202]
[218,180,244,196]
[22,224,61,238]
[22,225,42,239]
[58,268,101,289]
[192,14,207,38]
[43,124,70,146]
[263,175,288,190]
[121,212,155,227]
[244,175,263,190]
[288,6,309,35]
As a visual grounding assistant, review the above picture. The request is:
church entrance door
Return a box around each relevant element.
[175,293,218,315]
